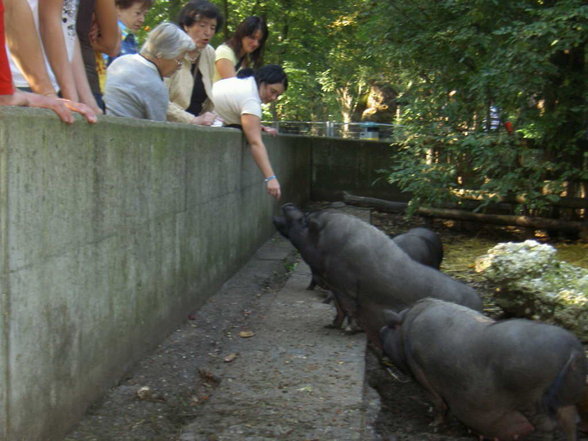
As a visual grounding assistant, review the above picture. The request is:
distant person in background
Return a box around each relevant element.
[3,0,96,123]
[212,65,287,199]
[106,0,154,65]
[213,15,267,83]
[104,22,195,121]
[166,0,222,125]
[77,0,120,111]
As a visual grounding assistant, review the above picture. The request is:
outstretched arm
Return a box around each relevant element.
[241,113,281,200]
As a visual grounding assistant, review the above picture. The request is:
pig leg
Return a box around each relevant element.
[325,291,348,329]
[556,405,578,441]
[343,316,362,334]
[407,363,449,426]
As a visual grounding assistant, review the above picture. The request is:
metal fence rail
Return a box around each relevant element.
[263,121,396,141]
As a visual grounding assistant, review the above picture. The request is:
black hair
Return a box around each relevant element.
[237,65,288,91]
[177,0,224,33]
[226,16,268,69]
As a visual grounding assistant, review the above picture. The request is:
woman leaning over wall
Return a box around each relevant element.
[212,65,288,200]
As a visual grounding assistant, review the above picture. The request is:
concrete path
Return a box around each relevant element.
[178,260,371,441]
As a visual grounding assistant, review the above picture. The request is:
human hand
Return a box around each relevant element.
[24,92,80,123]
[192,112,216,126]
[266,178,281,200]
[60,98,98,123]
[262,125,278,136]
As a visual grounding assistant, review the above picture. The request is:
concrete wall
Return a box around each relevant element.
[0,108,401,441]
[309,136,408,202]
[0,108,310,441]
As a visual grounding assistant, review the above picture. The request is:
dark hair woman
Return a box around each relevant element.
[165,0,224,125]
[212,65,288,199]
[212,16,268,82]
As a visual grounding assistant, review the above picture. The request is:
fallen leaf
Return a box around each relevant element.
[136,386,152,400]
[224,353,238,363]
[239,330,255,338]
[198,368,221,384]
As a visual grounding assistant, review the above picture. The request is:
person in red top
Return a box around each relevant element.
[0,0,13,94]
[0,0,96,123]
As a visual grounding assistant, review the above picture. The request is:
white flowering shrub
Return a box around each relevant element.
[476,240,588,340]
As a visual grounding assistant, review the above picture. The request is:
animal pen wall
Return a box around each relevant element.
[0,107,398,441]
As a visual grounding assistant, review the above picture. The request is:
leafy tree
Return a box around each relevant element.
[368,0,588,216]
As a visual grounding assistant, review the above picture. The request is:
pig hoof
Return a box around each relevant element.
[344,326,362,334]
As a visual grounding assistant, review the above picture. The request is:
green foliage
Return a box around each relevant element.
[371,0,588,214]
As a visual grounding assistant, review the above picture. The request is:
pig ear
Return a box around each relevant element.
[383,309,404,328]
[307,215,325,244]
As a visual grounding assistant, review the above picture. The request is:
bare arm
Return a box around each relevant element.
[215,58,237,80]
[71,37,102,113]
[92,0,120,56]
[39,0,78,100]
[4,0,57,96]
[241,113,281,199]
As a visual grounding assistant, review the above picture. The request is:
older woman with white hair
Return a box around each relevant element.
[104,22,195,121]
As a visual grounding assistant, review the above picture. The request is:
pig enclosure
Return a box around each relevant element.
[64,205,588,441]
[368,210,588,441]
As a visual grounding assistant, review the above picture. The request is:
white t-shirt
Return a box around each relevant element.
[212,76,261,126]
[7,0,77,91]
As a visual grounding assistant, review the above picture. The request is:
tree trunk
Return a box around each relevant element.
[342,192,588,236]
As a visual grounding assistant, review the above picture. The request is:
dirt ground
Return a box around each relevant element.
[65,205,588,441]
